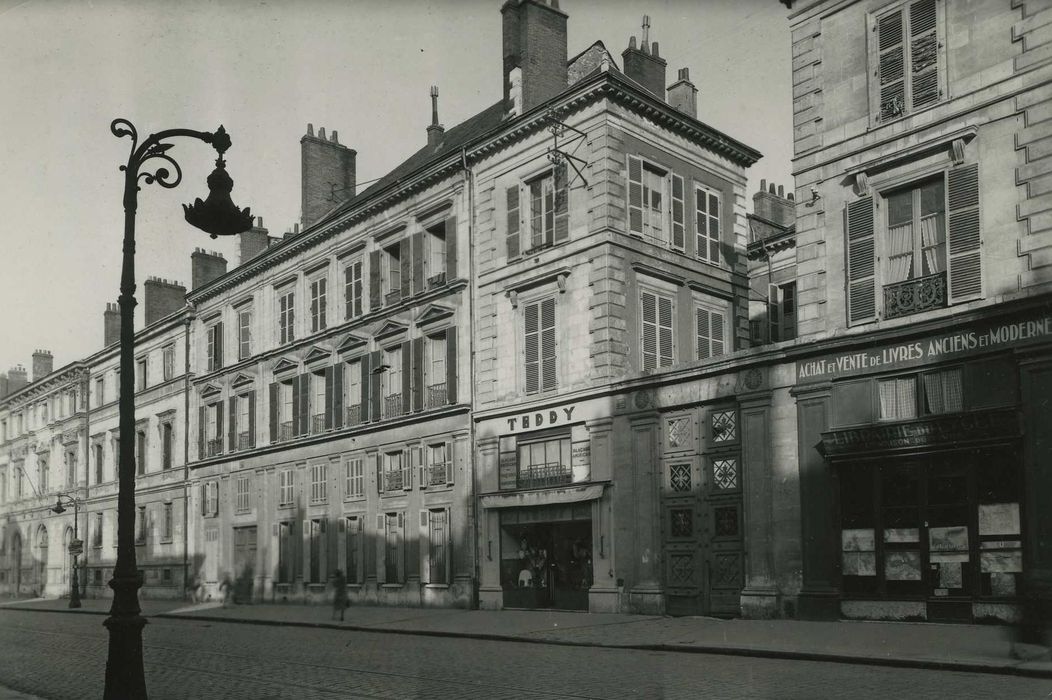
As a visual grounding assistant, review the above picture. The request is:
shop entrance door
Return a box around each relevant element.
[500,513,592,611]
[925,462,973,621]
[232,526,256,603]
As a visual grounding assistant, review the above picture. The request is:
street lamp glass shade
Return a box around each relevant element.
[182,157,253,238]
[51,500,66,514]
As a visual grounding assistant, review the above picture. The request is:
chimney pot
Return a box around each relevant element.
[318,126,326,140]
[144,276,187,325]
[778,184,785,197]
[331,131,339,144]
[769,183,776,194]
[788,193,795,201]
[623,18,667,101]
[104,303,121,347]
[307,123,314,137]
[652,41,660,58]
[628,35,637,50]
[191,248,228,290]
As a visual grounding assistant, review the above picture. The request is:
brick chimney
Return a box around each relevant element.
[622,15,667,100]
[104,303,121,347]
[7,365,27,394]
[753,179,796,229]
[143,277,187,325]
[668,67,698,118]
[191,248,228,290]
[32,350,53,382]
[427,86,445,148]
[301,124,356,230]
[239,216,271,265]
[502,0,568,117]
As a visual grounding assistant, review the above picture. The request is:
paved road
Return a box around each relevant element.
[0,610,1049,699]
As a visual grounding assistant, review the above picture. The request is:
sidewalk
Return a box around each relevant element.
[4,596,1050,678]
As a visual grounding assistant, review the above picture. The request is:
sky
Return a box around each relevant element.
[0,0,793,377]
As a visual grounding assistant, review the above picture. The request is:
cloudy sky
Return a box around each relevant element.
[0,0,792,376]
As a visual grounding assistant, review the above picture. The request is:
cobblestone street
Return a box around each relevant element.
[0,610,1049,699]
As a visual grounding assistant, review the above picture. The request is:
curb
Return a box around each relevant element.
[154,612,1052,680]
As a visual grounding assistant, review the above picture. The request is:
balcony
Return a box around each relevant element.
[883,271,947,320]
[427,272,446,289]
[206,439,222,457]
[311,414,326,434]
[382,470,405,492]
[384,289,402,306]
[384,394,403,419]
[426,383,447,409]
[279,421,294,442]
[345,404,362,427]
[426,462,450,487]
[517,462,572,490]
[237,432,252,450]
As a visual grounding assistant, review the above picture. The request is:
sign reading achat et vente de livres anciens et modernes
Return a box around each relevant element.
[796,310,1052,384]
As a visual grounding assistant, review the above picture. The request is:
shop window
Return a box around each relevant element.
[881,464,923,595]
[516,434,572,490]
[977,460,1022,597]
[871,0,942,123]
[840,465,878,594]
[879,368,963,420]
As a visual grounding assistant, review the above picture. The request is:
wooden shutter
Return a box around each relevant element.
[525,302,540,393]
[406,448,418,492]
[641,291,657,370]
[198,405,206,458]
[420,510,430,585]
[215,403,224,453]
[268,382,278,442]
[324,366,334,431]
[446,441,455,485]
[360,354,371,422]
[876,8,906,121]
[909,0,939,110]
[248,390,256,448]
[399,238,412,299]
[768,284,781,343]
[846,197,877,324]
[946,164,981,303]
[331,365,343,430]
[412,231,424,294]
[215,322,224,370]
[445,327,457,404]
[376,511,387,584]
[401,341,412,415]
[506,185,520,259]
[628,155,644,236]
[297,373,309,436]
[540,298,556,391]
[553,163,569,243]
[228,396,237,451]
[396,512,406,582]
[658,295,674,367]
[302,518,310,582]
[369,350,381,420]
[412,338,424,412]
[445,216,457,278]
[711,308,726,356]
[369,250,381,310]
[671,173,685,250]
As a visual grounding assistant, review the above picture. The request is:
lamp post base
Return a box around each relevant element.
[69,560,81,609]
[103,573,148,699]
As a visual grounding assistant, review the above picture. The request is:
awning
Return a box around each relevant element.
[480,483,606,510]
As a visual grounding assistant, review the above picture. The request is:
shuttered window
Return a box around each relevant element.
[344,456,364,499]
[521,165,569,251]
[641,291,675,371]
[309,463,327,504]
[946,164,981,302]
[278,289,295,344]
[279,469,294,506]
[695,185,721,264]
[695,303,728,360]
[344,259,363,319]
[846,197,877,325]
[310,276,327,332]
[874,0,941,122]
[524,298,557,394]
[506,185,520,259]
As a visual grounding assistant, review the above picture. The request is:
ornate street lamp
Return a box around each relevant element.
[106,119,252,700]
[50,494,82,609]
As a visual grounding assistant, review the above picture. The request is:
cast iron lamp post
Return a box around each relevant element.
[50,494,82,609]
[106,118,252,700]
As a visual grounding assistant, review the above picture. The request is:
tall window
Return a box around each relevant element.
[308,519,324,583]
[524,298,557,394]
[515,434,571,489]
[384,512,403,583]
[206,322,223,372]
[94,444,103,484]
[309,463,328,504]
[344,259,363,319]
[93,512,103,548]
[641,290,675,371]
[279,469,294,506]
[695,185,721,264]
[162,423,173,470]
[162,503,173,542]
[427,509,449,584]
[235,476,251,513]
[278,288,295,345]
[0,469,5,503]
[524,169,568,250]
[136,506,147,544]
[383,243,402,303]
[344,456,364,499]
[873,0,941,122]
[426,334,446,408]
[277,521,294,583]
[206,403,222,456]
[345,516,362,583]
[886,178,945,284]
[310,276,327,332]
[238,308,252,360]
[382,451,408,492]
[769,282,797,343]
[345,360,362,426]
[65,450,76,487]
[425,442,452,487]
[39,457,49,494]
[136,358,148,390]
[696,301,729,360]
[136,430,147,475]
[311,373,327,434]
[384,347,402,418]
[237,395,251,449]
[203,481,219,517]
[162,345,175,381]
[426,222,447,282]
[279,381,295,441]
[95,377,105,407]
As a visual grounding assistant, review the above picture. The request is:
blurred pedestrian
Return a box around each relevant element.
[219,572,233,608]
[331,569,348,621]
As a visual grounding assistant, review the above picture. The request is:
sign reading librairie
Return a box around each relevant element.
[797,311,1052,383]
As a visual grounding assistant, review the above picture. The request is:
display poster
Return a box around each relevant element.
[498,451,518,490]
[885,551,922,581]
[570,441,590,482]
[978,503,1020,536]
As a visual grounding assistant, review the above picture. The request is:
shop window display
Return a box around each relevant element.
[500,518,592,610]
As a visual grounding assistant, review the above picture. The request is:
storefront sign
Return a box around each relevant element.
[505,405,577,432]
[571,441,590,482]
[797,311,1052,383]
[498,451,518,491]
[818,408,1019,458]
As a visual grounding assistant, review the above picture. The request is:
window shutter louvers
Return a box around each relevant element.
[909,0,939,110]
[525,302,540,393]
[216,403,224,453]
[445,327,458,404]
[947,163,982,303]
[420,509,430,585]
[671,174,685,250]
[412,338,424,412]
[540,298,556,391]
[369,350,381,420]
[228,396,237,452]
[268,382,278,442]
[768,284,781,343]
[297,373,309,436]
[360,353,371,422]
[401,341,412,414]
[846,197,877,324]
[215,322,223,370]
[331,365,343,430]
[376,511,387,584]
[399,238,412,299]
[877,9,906,121]
[324,366,334,431]
[506,186,520,259]
[200,483,207,517]
[627,156,644,236]
[411,231,424,295]
[553,163,569,243]
[445,216,457,278]
[711,309,726,356]
[658,295,674,367]
[369,250,381,310]
[198,405,206,458]
[641,292,658,370]
[248,390,256,448]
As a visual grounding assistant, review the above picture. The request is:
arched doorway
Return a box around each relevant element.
[11,530,22,597]
[36,526,48,596]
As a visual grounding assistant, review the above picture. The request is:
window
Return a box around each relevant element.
[878,377,917,421]
[310,276,327,332]
[308,519,325,583]
[384,347,402,418]
[424,442,452,487]
[277,521,294,584]
[278,288,295,345]
[279,469,294,506]
[202,481,219,517]
[872,0,941,123]
[94,444,103,484]
[426,222,447,284]
[238,308,252,360]
[136,358,148,390]
[162,423,173,470]
[205,402,222,457]
[65,450,76,487]
[383,512,404,583]
[39,457,48,494]
[93,512,103,548]
[426,509,449,585]
[886,178,945,285]
[641,290,675,371]
[95,377,105,407]
[278,381,295,441]
[695,185,721,264]
[524,298,557,394]
[1,420,5,443]
[311,373,327,434]
[695,301,729,360]
[16,465,24,499]
[345,516,362,584]
[0,469,5,503]
[506,165,568,259]
[206,322,223,372]
[515,434,571,489]
[383,243,402,304]
[310,462,328,504]
[162,503,173,542]
[136,429,147,475]
[381,451,409,492]
[878,368,963,421]
[344,259,363,320]
[344,456,364,499]
[236,395,251,450]
[135,506,147,544]
[768,282,797,342]
[627,157,685,250]
[235,476,251,513]
[426,334,447,408]
[344,360,362,426]
[162,345,175,381]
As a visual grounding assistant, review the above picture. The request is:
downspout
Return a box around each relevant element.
[462,146,480,608]
[182,312,192,599]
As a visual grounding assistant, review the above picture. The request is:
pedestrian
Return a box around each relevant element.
[331,569,348,621]
[219,572,233,608]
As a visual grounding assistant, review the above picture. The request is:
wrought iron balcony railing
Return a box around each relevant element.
[382,469,405,492]
[279,421,294,442]
[237,432,252,450]
[206,438,222,457]
[427,462,450,487]
[883,271,947,320]
[384,394,403,419]
[311,414,326,434]
[517,461,572,490]
[426,383,447,409]
[345,404,362,427]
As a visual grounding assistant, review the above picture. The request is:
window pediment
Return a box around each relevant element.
[374,319,409,340]
[336,333,369,355]
[200,383,222,397]
[231,373,255,388]
[303,345,332,365]
[272,357,299,376]
[414,303,455,327]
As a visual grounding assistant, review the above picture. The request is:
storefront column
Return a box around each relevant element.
[585,417,618,612]
[626,411,663,614]
[1019,353,1052,640]
[739,389,779,618]
[792,382,839,620]
[475,436,503,610]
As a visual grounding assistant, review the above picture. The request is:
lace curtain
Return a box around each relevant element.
[887,223,914,283]
[923,369,963,414]
[879,377,917,420]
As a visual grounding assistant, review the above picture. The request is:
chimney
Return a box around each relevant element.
[668,67,698,119]
[104,303,121,347]
[301,123,357,229]
[502,0,569,116]
[7,365,28,394]
[143,277,187,325]
[32,350,54,382]
[753,180,796,229]
[191,248,228,290]
[0,373,8,400]
[239,216,271,265]
[427,86,445,148]
[622,15,667,100]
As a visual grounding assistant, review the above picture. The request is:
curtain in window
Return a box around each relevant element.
[879,377,917,420]
[886,222,914,283]
[919,213,945,275]
[923,369,962,414]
